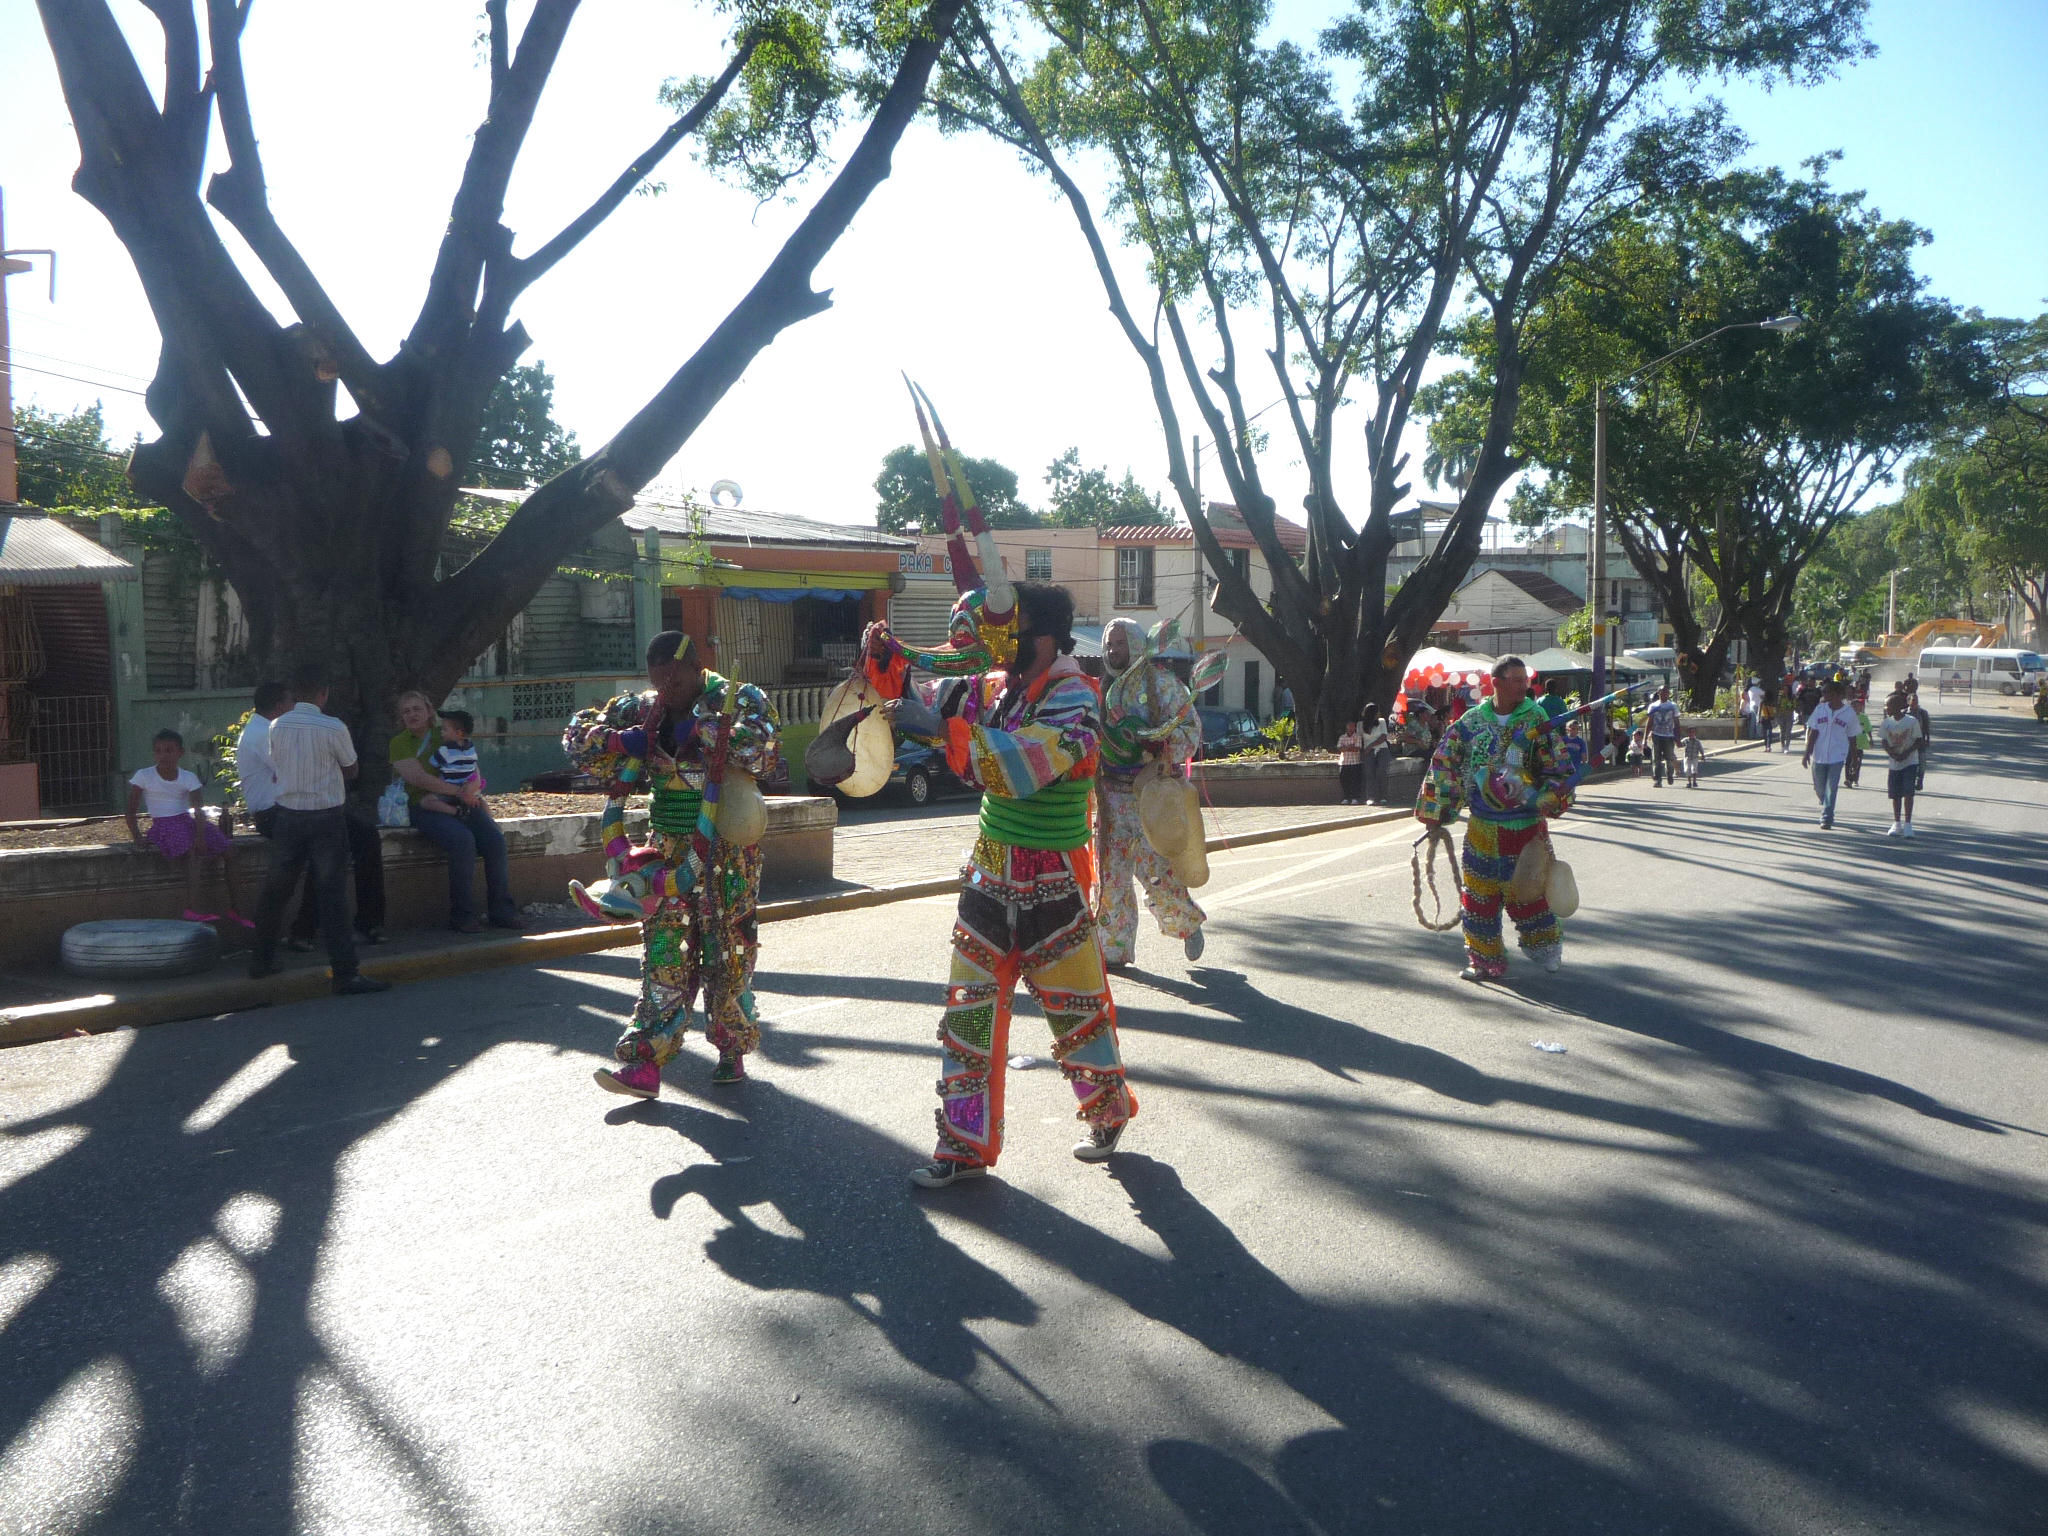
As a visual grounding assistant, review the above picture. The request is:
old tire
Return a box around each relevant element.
[61,919,222,981]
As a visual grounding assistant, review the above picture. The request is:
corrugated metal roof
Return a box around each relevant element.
[0,511,138,584]
[459,486,914,551]
[1102,503,1310,554]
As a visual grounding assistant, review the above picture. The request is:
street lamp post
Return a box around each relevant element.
[1588,315,1803,753]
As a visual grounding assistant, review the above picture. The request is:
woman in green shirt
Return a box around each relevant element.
[391,691,522,933]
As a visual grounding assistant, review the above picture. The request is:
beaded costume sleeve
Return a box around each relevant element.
[944,670,1101,799]
[1416,717,1470,825]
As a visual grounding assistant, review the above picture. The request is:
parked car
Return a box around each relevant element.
[886,740,978,805]
[1196,706,1265,759]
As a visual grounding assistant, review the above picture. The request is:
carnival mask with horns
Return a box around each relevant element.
[857,381,1018,699]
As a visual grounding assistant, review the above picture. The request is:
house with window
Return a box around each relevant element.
[1098,505,1308,719]
[1435,567,1583,655]
[897,529,1100,649]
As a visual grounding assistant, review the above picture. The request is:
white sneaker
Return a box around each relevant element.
[1539,948,1563,974]
[1902,821,1916,838]
[909,1159,987,1190]
[1885,822,1902,838]
[1073,1122,1126,1162]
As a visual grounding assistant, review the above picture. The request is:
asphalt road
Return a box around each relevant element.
[3,705,2045,1535]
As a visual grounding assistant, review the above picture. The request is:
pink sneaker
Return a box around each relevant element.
[181,908,221,924]
[594,1062,661,1100]
[223,910,256,930]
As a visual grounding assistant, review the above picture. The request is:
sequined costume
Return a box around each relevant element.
[1415,696,1574,978]
[1094,619,1204,965]
[562,676,780,1074]
[917,656,1134,1170]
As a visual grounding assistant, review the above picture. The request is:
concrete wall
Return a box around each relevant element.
[0,796,837,971]
[1195,756,1425,807]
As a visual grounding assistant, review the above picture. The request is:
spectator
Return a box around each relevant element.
[1273,681,1295,758]
[249,665,389,995]
[243,680,388,952]
[1626,722,1648,776]
[1681,728,1703,788]
[1647,686,1681,787]
[1879,691,1922,838]
[390,690,523,934]
[1335,718,1364,804]
[1743,679,1763,740]
[1906,680,1932,791]
[1359,704,1394,805]
[1845,696,1874,789]
[1800,677,1859,831]
[1758,689,1778,752]
[1538,677,1572,722]
[127,727,249,927]
[418,709,483,816]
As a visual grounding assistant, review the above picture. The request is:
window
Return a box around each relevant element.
[1227,547,1250,582]
[1243,659,1261,716]
[1116,546,1156,607]
[1025,547,1053,583]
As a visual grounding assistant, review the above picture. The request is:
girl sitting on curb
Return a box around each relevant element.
[126,728,250,927]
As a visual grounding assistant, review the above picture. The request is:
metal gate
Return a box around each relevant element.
[31,694,115,814]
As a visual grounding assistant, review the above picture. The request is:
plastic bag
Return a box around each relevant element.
[377,780,411,828]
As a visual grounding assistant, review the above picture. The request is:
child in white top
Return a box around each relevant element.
[126,728,249,926]
[1681,729,1704,787]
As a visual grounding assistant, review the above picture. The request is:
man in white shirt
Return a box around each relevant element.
[249,664,390,995]
[1646,687,1682,787]
[1800,677,1859,831]
[1743,681,1763,740]
[236,680,290,829]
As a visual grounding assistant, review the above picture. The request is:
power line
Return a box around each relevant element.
[0,361,149,397]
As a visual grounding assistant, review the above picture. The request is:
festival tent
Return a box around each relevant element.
[1396,644,1500,716]
[1519,646,1595,680]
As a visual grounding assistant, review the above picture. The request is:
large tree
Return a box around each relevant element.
[931,0,1867,744]
[470,361,582,490]
[33,0,968,768]
[1444,164,1978,701]
[1896,315,2048,645]
[873,442,1037,531]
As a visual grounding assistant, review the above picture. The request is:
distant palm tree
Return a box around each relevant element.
[1424,440,1479,494]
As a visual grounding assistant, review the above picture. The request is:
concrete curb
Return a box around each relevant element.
[0,751,1764,1048]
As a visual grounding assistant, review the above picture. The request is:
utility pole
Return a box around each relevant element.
[1887,567,1899,638]
[1,189,60,506]
[1589,384,1608,751]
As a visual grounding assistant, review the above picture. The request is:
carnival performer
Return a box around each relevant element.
[1094,617,1207,967]
[563,631,780,1097]
[882,582,1136,1189]
[1415,654,1576,981]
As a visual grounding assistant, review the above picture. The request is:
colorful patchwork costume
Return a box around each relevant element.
[562,674,780,1086]
[1415,695,1575,978]
[1094,617,1205,965]
[918,652,1134,1169]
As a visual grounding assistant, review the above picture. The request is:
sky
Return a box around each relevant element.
[2,0,2044,529]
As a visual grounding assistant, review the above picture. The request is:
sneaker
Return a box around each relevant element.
[909,1158,987,1189]
[1183,928,1206,962]
[1821,817,1833,830]
[595,1062,661,1100]
[223,910,255,930]
[1073,1122,1127,1162]
[1460,959,1507,983]
[1902,821,1916,838]
[283,937,316,953]
[1885,822,1902,838]
[710,1054,747,1086]
[355,927,388,946]
[181,909,221,924]
[332,974,392,997]
[1539,948,1563,974]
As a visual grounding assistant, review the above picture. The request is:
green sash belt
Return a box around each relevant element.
[978,776,1094,851]
[649,784,704,839]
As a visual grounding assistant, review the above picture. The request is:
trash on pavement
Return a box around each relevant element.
[1007,1054,1042,1070]
[1530,1040,1568,1054]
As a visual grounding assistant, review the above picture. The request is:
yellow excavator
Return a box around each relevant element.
[1840,619,2006,664]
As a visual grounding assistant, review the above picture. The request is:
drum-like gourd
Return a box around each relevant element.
[716,769,768,846]
[1545,857,1580,919]
[1137,769,1208,888]
[807,677,894,797]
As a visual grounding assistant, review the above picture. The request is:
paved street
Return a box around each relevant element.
[3,706,2045,1535]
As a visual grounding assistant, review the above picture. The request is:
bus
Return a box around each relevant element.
[1915,646,2045,696]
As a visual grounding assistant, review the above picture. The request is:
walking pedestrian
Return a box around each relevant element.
[1681,728,1703,788]
[1907,681,1932,792]
[1878,691,1922,838]
[1742,679,1763,741]
[248,665,390,994]
[1800,677,1858,831]
[1647,687,1681,787]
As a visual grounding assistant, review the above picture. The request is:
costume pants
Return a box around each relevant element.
[936,842,1134,1168]
[1094,778,1204,965]
[1459,818,1561,966]
[615,838,763,1068]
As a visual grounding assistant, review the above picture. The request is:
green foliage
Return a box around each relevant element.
[11,403,141,509]
[198,709,255,811]
[1043,448,1168,528]
[873,444,1037,534]
[470,362,582,489]
[1260,714,1295,752]
[1437,160,1982,685]
[1557,603,1595,650]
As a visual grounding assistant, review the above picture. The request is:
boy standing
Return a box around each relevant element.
[1681,729,1703,788]
[1879,692,1922,838]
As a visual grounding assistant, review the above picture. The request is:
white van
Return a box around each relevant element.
[1916,646,2045,695]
